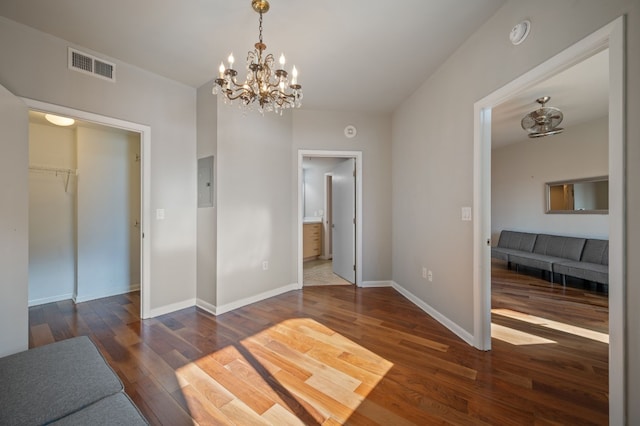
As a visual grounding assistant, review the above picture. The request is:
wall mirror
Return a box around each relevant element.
[545,176,608,214]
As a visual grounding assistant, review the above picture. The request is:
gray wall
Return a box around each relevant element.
[492,116,609,241]
[196,82,217,308]
[0,16,197,324]
[392,0,639,421]
[28,123,77,304]
[303,157,344,219]
[76,126,140,302]
[216,103,294,307]
[0,83,28,357]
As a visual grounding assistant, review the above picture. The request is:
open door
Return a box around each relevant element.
[0,83,29,356]
[331,158,356,283]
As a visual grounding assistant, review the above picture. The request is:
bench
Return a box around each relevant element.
[491,230,608,285]
[0,336,147,425]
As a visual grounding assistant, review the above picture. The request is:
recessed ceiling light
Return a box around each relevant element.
[45,114,75,127]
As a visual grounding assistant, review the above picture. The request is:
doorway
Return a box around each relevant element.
[473,17,625,423]
[25,99,152,319]
[297,150,363,288]
[28,110,142,307]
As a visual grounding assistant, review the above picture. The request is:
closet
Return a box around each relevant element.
[28,111,141,306]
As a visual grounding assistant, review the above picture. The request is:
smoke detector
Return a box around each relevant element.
[510,20,531,45]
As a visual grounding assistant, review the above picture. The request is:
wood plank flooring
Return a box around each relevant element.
[28,261,608,425]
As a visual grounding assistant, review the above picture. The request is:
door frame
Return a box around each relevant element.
[472,17,625,423]
[322,173,333,260]
[23,98,152,319]
[297,150,362,288]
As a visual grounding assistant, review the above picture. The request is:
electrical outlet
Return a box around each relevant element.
[422,267,427,279]
[262,261,269,271]
[428,270,433,282]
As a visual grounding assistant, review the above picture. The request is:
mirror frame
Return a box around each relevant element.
[545,175,608,214]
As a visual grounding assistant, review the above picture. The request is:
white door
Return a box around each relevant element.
[0,83,29,356]
[332,158,355,282]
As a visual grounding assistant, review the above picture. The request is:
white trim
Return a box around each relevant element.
[391,281,474,346]
[213,283,299,316]
[73,284,141,304]
[361,280,393,288]
[472,16,625,424]
[298,150,363,288]
[147,298,196,318]
[195,298,217,316]
[22,98,152,320]
[28,293,74,307]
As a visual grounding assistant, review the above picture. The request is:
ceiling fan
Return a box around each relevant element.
[521,96,564,138]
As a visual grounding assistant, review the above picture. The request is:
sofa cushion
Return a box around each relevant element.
[0,336,123,425]
[50,393,148,426]
[533,234,586,261]
[581,239,609,265]
[554,261,608,284]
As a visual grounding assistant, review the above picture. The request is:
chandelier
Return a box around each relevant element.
[212,0,302,114]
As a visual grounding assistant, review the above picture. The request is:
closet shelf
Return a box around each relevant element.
[29,165,78,192]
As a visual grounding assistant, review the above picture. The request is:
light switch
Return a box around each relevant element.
[156,208,165,220]
[461,207,472,221]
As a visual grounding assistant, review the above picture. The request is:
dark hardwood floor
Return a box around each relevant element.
[28,261,608,425]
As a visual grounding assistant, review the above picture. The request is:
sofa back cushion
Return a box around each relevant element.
[497,231,537,252]
[581,239,609,265]
[533,234,586,261]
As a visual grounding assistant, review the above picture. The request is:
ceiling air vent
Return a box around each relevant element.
[68,48,116,82]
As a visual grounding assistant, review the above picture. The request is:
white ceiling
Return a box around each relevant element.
[491,49,609,148]
[0,0,505,113]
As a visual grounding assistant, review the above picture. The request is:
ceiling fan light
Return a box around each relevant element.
[521,96,564,138]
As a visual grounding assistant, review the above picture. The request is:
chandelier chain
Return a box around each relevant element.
[259,12,263,45]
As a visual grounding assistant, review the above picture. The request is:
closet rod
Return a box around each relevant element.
[28,165,78,192]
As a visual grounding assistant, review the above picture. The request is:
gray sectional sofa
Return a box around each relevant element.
[0,336,148,426]
[492,230,608,285]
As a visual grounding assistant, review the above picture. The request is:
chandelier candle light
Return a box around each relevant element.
[213,0,302,114]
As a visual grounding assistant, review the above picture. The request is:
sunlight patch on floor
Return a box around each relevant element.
[491,322,557,345]
[492,308,609,344]
[175,317,395,425]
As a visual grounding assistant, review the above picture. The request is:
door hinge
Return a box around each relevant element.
[353,264,356,271]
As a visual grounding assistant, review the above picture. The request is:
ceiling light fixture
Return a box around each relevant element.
[212,0,302,115]
[521,96,564,138]
[44,114,75,127]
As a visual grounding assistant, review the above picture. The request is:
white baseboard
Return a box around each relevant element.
[73,284,141,304]
[391,281,474,346]
[360,280,393,288]
[213,283,299,316]
[195,298,217,316]
[147,298,197,318]
[28,293,74,307]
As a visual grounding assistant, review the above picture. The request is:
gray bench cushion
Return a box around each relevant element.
[0,336,123,425]
[554,261,608,284]
[50,393,148,426]
[491,247,521,261]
